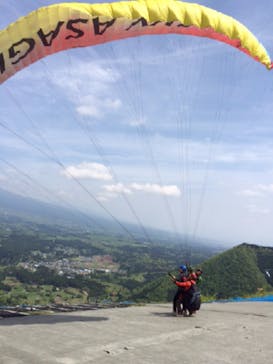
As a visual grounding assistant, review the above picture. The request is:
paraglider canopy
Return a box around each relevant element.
[0,0,272,84]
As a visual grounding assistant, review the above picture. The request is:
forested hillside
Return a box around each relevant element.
[128,243,273,302]
[0,215,272,305]
[199,243,273,299]
[0,219,216,305]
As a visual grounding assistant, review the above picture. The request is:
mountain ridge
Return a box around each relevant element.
[0,187,226,248]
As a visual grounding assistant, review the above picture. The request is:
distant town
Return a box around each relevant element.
[18,252,121,278]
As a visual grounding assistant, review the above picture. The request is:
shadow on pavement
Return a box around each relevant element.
[0,314,109,326]
[152,312,195,318]
[151,312,175,317]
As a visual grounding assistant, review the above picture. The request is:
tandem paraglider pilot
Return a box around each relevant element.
[170,265,202,316]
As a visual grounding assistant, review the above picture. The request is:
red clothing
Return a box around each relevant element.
[175,279,196,291]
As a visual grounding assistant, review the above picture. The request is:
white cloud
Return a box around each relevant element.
[76,95,122,118]
[62,162,112,181]
[246,204,271,215]
[100,182,181,200]
[97,183,132,201]
[129,118,146,127]
[51,61,120,92]
[130,183,181,196]
[240,183,273,198]
[96,192,117,202]
[0,174,7,181]
[214,149,261,164]
[76,103,101,118]
[45,59,122,119]
[240,189,264,197]
[104,98,122,109]
[103,183,132,195]
[256,184,273,193]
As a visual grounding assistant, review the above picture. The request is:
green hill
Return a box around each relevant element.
[130,243,273,302]
[1,213,272,305]
[199,243,273,299]
[0,218,217,306]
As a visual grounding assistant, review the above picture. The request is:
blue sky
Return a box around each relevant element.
[1,0,273,246]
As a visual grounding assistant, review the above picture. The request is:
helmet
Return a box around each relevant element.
[179,265,187,272]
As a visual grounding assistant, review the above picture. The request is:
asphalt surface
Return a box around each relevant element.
[0,301,272,364]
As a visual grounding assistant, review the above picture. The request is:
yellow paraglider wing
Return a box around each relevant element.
[0,0,272,83]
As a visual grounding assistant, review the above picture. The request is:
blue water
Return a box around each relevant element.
[215,295,273,303]
[231,295,273,302]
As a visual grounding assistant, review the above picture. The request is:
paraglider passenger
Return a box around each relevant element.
[172,265,187,314]
[172,273,197,316]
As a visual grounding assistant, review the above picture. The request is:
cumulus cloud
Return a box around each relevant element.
[240,189,264,197]
[52,61,120,92]
[76,95,122,118]
[240,183,273,198]
[49,60,122,118]
[130,183,181,196]
[76,103,101,118]
[99,182,181,201]
[97,192,117,202]
[62,162,112,181]
[103,183,132,195]
[256,184,273,193]
[129,117,146,127]
[246,204,271,215]
[97,183,132,201]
